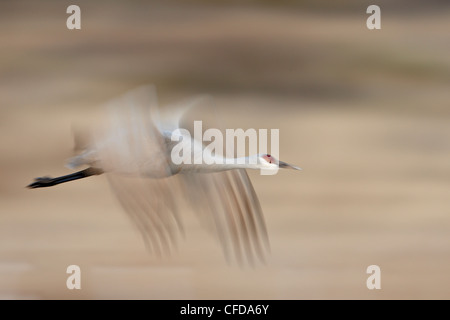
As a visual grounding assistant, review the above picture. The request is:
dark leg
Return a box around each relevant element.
[27,167,103,189]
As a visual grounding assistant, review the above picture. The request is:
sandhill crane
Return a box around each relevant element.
[27,86,301,265]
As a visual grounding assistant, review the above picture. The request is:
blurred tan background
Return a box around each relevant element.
[1,0,450,299]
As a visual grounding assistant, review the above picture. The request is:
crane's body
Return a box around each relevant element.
[27,86,300,264]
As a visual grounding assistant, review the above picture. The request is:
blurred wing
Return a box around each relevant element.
[179,169,270,265]
[157,95,225,147]
[83,85,183,255]
[108,168,269,264]
[92,85,172,177]
[106,173,184,256]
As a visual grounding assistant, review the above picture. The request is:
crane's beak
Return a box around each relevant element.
[278,160,302,170]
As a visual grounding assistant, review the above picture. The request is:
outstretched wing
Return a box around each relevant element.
[94,85,173,177]
[106,172,185,256]
[68,85,170,175]
[107,168,270,264]
[179,169,270,265]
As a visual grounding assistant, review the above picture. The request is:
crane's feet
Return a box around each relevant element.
[27,177,55,189]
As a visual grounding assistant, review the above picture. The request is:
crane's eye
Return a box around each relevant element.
[262,154,273,163]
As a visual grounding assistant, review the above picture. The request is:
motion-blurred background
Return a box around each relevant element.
[1,0,450,299]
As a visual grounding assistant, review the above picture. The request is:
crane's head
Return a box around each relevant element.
[257,153,302,171]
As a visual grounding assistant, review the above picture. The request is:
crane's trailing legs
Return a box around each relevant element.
[27,167,103,189]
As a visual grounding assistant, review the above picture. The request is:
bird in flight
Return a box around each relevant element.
[27,86,301,265]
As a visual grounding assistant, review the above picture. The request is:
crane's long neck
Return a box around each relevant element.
[182,155,260,173]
